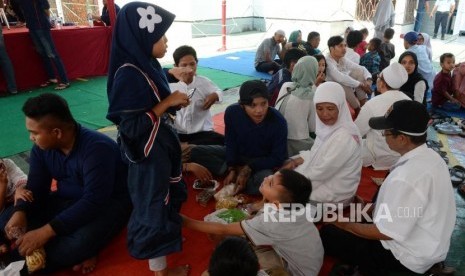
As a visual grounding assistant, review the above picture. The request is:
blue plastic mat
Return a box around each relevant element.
[198,50,272,80]
[428,103,465,119]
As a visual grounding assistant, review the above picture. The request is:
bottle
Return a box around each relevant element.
[87,9,94,27]
[56,17,62,29]
[50,15,56,28]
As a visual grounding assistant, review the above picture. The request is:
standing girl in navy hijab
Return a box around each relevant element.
[106,2,190,275]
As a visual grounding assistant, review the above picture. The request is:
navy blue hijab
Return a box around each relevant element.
[107,2,175,124]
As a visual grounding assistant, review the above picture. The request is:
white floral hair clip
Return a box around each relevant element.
[137,6,162,33]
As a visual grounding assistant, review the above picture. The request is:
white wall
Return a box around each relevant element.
[114,0,356,22]
[454,0,465,34]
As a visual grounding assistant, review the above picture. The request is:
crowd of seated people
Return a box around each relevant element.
[1,5,463,275]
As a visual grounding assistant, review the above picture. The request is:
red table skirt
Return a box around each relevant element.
[1,26,112,91]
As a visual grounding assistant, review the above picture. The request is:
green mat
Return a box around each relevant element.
[0,68,250,157]
[181,66,255,90]
[0,76,112,157]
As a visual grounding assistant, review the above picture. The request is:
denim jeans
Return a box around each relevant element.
[0,29,17,93]
[29,29,69,83]
[414,11,426,32]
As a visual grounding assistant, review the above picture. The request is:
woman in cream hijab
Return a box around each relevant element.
[275,56,319,156]
[283,81,362,205]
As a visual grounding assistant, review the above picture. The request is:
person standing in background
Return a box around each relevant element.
[90,0,120,26]
[372,0,395,39]
[17,0,70,90]
[0,26,17,94]
[414,0,430,32]
[430,0,455,40]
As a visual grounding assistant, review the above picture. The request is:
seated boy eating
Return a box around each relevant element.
[182,169,323,276]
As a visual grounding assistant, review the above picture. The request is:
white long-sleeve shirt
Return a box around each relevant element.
[170,76,223,134]
[294,128,361,203]
[275,82,315,140]
[325,54,372,88]
[355,90,411,170]
[1,158,27,204]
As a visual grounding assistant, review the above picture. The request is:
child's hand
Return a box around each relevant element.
[14,187,33,205]
[202,93,219,110]
[187,163,213,183]
[169,67,193,82]
[316,72,326,86]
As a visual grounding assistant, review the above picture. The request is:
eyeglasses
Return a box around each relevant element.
[187,88,196,99]
[381,129,397,137]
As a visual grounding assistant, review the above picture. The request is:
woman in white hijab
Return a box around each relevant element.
[275,56,319,156]
[418,33,433,61]
[283,82,362,205]
[373,0,395,39]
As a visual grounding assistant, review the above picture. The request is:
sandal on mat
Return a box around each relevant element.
[450,166,465,186]
[426,139,443,148]
[40,79,58,87]
[55,83,70,90]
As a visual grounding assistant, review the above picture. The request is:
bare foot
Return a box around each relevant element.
[154,265,190,276]
[72,256,98,274]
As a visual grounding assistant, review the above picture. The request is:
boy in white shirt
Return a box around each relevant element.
[169,45,224,145]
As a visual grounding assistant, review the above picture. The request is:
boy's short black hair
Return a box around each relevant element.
[369,38,382,51]
[327,36,344,49]
[307,31,320,42]
[440,53,455,64]
[360,28,369,35]
[173,45,198,65]
[384,28,395,40]
[346,30,363,48]
[22,93,75,125]
[209,237,259,276]
[283,48,306,69]
[278,169,311,205]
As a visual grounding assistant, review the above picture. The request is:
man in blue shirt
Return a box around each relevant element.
[18,0,70,90]
[4,93,131,273]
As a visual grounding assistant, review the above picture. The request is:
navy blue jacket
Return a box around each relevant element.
[224,103,288,171]
[16,124,128,235]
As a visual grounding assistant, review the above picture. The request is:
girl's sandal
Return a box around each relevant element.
[40,79,58,87]
[55,83,70,90]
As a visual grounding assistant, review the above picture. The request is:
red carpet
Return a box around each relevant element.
[52,112,384,275]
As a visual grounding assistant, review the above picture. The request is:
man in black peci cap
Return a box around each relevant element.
[321,100,456,275]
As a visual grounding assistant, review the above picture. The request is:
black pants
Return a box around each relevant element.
[434,11,449,36]
[178,131,224,146]
[255,61,281,74]
[320,224,417,276]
